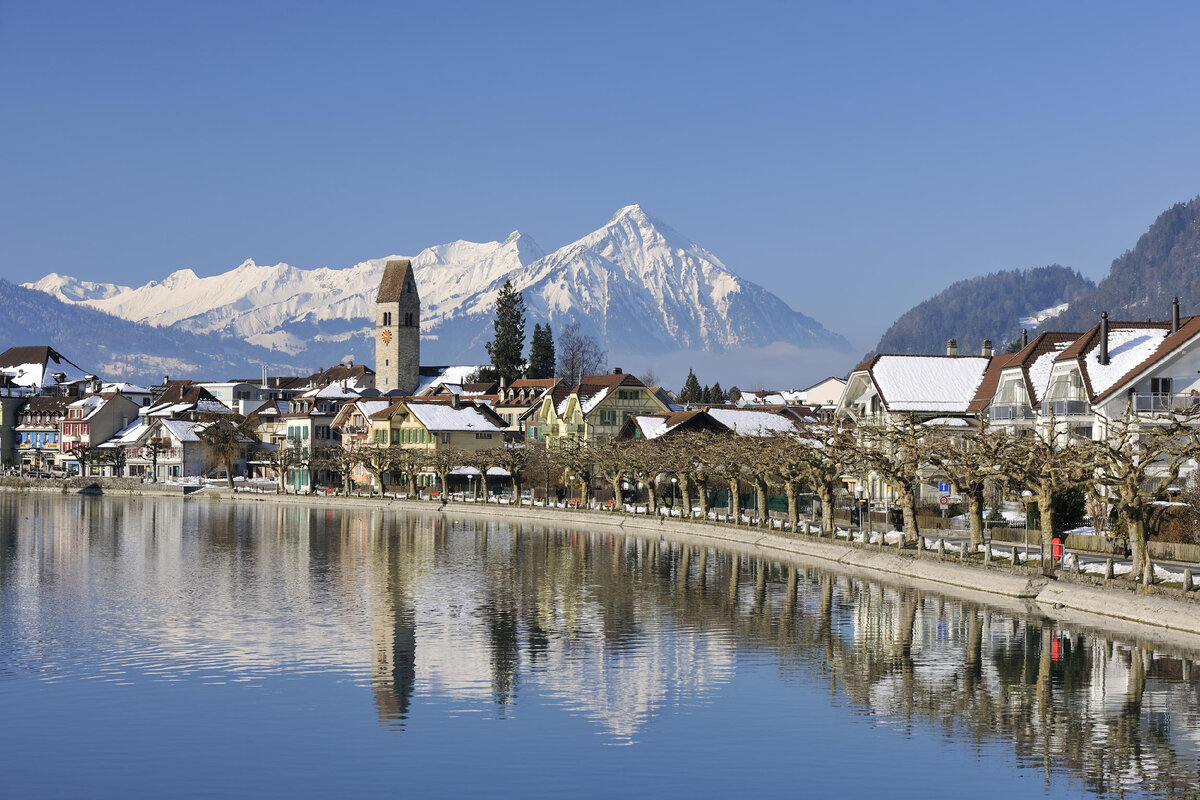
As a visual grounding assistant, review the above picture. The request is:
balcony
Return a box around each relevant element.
[1130,392,1200,415]
[989,404,1034,421]
[1041,399,1091,417]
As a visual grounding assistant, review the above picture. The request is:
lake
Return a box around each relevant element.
[1,493,1197,799]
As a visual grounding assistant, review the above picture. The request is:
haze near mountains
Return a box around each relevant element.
[28,205,848,377]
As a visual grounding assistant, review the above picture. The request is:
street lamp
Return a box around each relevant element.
[854,483,864,539]
[671,476,678,514]
[568,473,575,507]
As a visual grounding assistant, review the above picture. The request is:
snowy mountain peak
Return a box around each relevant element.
[24,206,848,366]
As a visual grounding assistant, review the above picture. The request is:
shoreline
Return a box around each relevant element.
[7,480,1200,647]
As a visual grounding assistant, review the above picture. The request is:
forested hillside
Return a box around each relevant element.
[1049,197,1200,330]
[869,266,1094,357]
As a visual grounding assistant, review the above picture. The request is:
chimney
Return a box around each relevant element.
[612,367,623,375]
[981,339,993,358]
[500,375,508,390]
[1099,312,1110,366]
[450,392,460,409]
[1172,296,1180,333]
[262,363,267,387]
[1022,329,1029,349]
[946,338,958,356]
[164,374,170,386]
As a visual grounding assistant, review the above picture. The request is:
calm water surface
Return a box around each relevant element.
[1,494,1198,799]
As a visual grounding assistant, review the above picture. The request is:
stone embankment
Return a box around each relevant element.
[5,477,1199,642]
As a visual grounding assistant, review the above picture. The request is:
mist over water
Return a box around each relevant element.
[1,494,1197,799]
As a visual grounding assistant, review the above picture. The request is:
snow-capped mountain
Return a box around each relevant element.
[25,205,847,367]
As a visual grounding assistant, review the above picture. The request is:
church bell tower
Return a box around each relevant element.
[375,259,420,394]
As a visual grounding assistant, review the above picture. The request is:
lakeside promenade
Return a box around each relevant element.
[5,476,1200,647]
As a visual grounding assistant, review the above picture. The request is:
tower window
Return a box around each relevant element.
[405,312,414,327]
[383,312,392,326]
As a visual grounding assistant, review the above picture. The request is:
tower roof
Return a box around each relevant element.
[377,259,415,303]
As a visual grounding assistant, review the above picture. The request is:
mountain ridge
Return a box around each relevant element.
[26,205,849,367]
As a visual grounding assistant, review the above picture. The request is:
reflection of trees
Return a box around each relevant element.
[4,495,1199,796]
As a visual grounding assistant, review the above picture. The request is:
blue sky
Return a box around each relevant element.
[3,1,1200,353]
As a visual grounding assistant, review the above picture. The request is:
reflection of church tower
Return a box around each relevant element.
[375,259,420,394]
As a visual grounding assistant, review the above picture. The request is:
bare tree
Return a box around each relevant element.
[196,412,258,489]
[790,424,856,537]
[483,443,531,501]
[355,444,399,496]
[556,322,606,384]
[313,444,358,495]
[1086,405,1200,579]
[927,427,1017,547]
[1003,421,1094,549]
[853,419,933,540]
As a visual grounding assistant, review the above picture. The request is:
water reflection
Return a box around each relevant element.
[0,494,1198,796]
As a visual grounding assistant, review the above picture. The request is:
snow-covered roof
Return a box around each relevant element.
[0,346,88,389]
[1082,328,1171,397]
[631,415,670,440]
[302,382,364,400]
[706,408,796,436]
[580,387,610,415]
[106,420,152,446]
[160,419,202,443]
[356,400,392,417]
[921,417,970,428]
[406,402,502,433]
[415,366,484,396]
[870,356,990,412]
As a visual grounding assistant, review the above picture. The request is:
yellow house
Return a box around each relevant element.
[532,371,669,447]
[368,397,506,453]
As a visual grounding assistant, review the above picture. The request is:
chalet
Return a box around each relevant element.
[532,371,670,447]
[979,332,1080,435]
[368,397,506,453]
[837,341,993,429]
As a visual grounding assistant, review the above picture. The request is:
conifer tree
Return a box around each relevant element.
[529,322,556,379]
[710,381,725,404]
[485,280,527,384]
[680,370,702,404]
[701,384,713,404]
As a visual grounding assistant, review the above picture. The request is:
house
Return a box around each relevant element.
[979,332,1080,435]
[705,406,806,436]
[492,378,559,437]
[330,398,394,487]
[14,396,70,473]
[0,345,88,393]
[57,391,141,475]
[532,371,670,447]
[306,362,376,391]
[836,340,994,428]
[1039,304,1200,440]
[0,376,30,470]
[143,383,232,420]
[279,382,366,492]
[105,417,244,482]
[615,410,730,441]
[368,397,507,453]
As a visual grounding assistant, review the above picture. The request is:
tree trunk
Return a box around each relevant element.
[1037,483,1055,546]
[679,474,693,517]
[785,481,798,533]
[967,487,985,548]
[900,484,920,544]
[1125,505,1149,581]
[817,484,835,537]
[728,478,741,522]
[697,476,710,518]
[646,483,657,513]
[756,479,768,528]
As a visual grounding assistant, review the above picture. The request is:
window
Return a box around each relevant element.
[601,409,615,424]
[405,312,414,327]
[383,312,392,326]
[1151,377,1173,396]
[442,433,450,444]
[391,429,401,444]
[475,432,493,439]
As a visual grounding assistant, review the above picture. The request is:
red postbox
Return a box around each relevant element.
[1052,537,1063,564]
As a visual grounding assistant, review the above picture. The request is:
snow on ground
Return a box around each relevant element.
[1020,302,1070,326]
